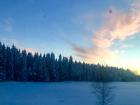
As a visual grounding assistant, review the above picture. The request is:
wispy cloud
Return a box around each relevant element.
[3,17,13,32]
[71,0,140,66]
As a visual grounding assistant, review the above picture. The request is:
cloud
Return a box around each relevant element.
[71,44,118,64]
[72,0,140,66]
[3,17,13,32]
[120,44,133,49]
[4,25,13,32]
[24,48,36,54]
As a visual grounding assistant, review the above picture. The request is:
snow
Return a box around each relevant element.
[0,82,140,105]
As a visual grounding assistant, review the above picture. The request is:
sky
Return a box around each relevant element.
[0,0,140,72]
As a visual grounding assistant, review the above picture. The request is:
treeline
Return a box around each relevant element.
[0,42,139,82]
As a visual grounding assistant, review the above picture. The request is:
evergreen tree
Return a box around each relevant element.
[0,43,6,80]
[68,56,73,80]
[21,50,28,81]
[57,54,63,81]
[0,42,139,82]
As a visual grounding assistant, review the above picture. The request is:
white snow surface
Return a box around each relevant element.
[0,82,140,105]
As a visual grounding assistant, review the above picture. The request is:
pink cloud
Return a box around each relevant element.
[72,1,140,66]
[25,48,36,54]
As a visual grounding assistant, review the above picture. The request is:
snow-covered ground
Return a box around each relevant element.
[0,82,140,105]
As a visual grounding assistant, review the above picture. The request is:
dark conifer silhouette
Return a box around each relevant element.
[0,42,139,82]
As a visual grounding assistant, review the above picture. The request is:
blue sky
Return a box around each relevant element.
[0,0,140,72]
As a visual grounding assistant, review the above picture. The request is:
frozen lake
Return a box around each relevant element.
[0,82,140,105]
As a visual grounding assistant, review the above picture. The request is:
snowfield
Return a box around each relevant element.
[0,82,140,105]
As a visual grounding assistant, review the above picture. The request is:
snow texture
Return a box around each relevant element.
[0,82,140,105]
